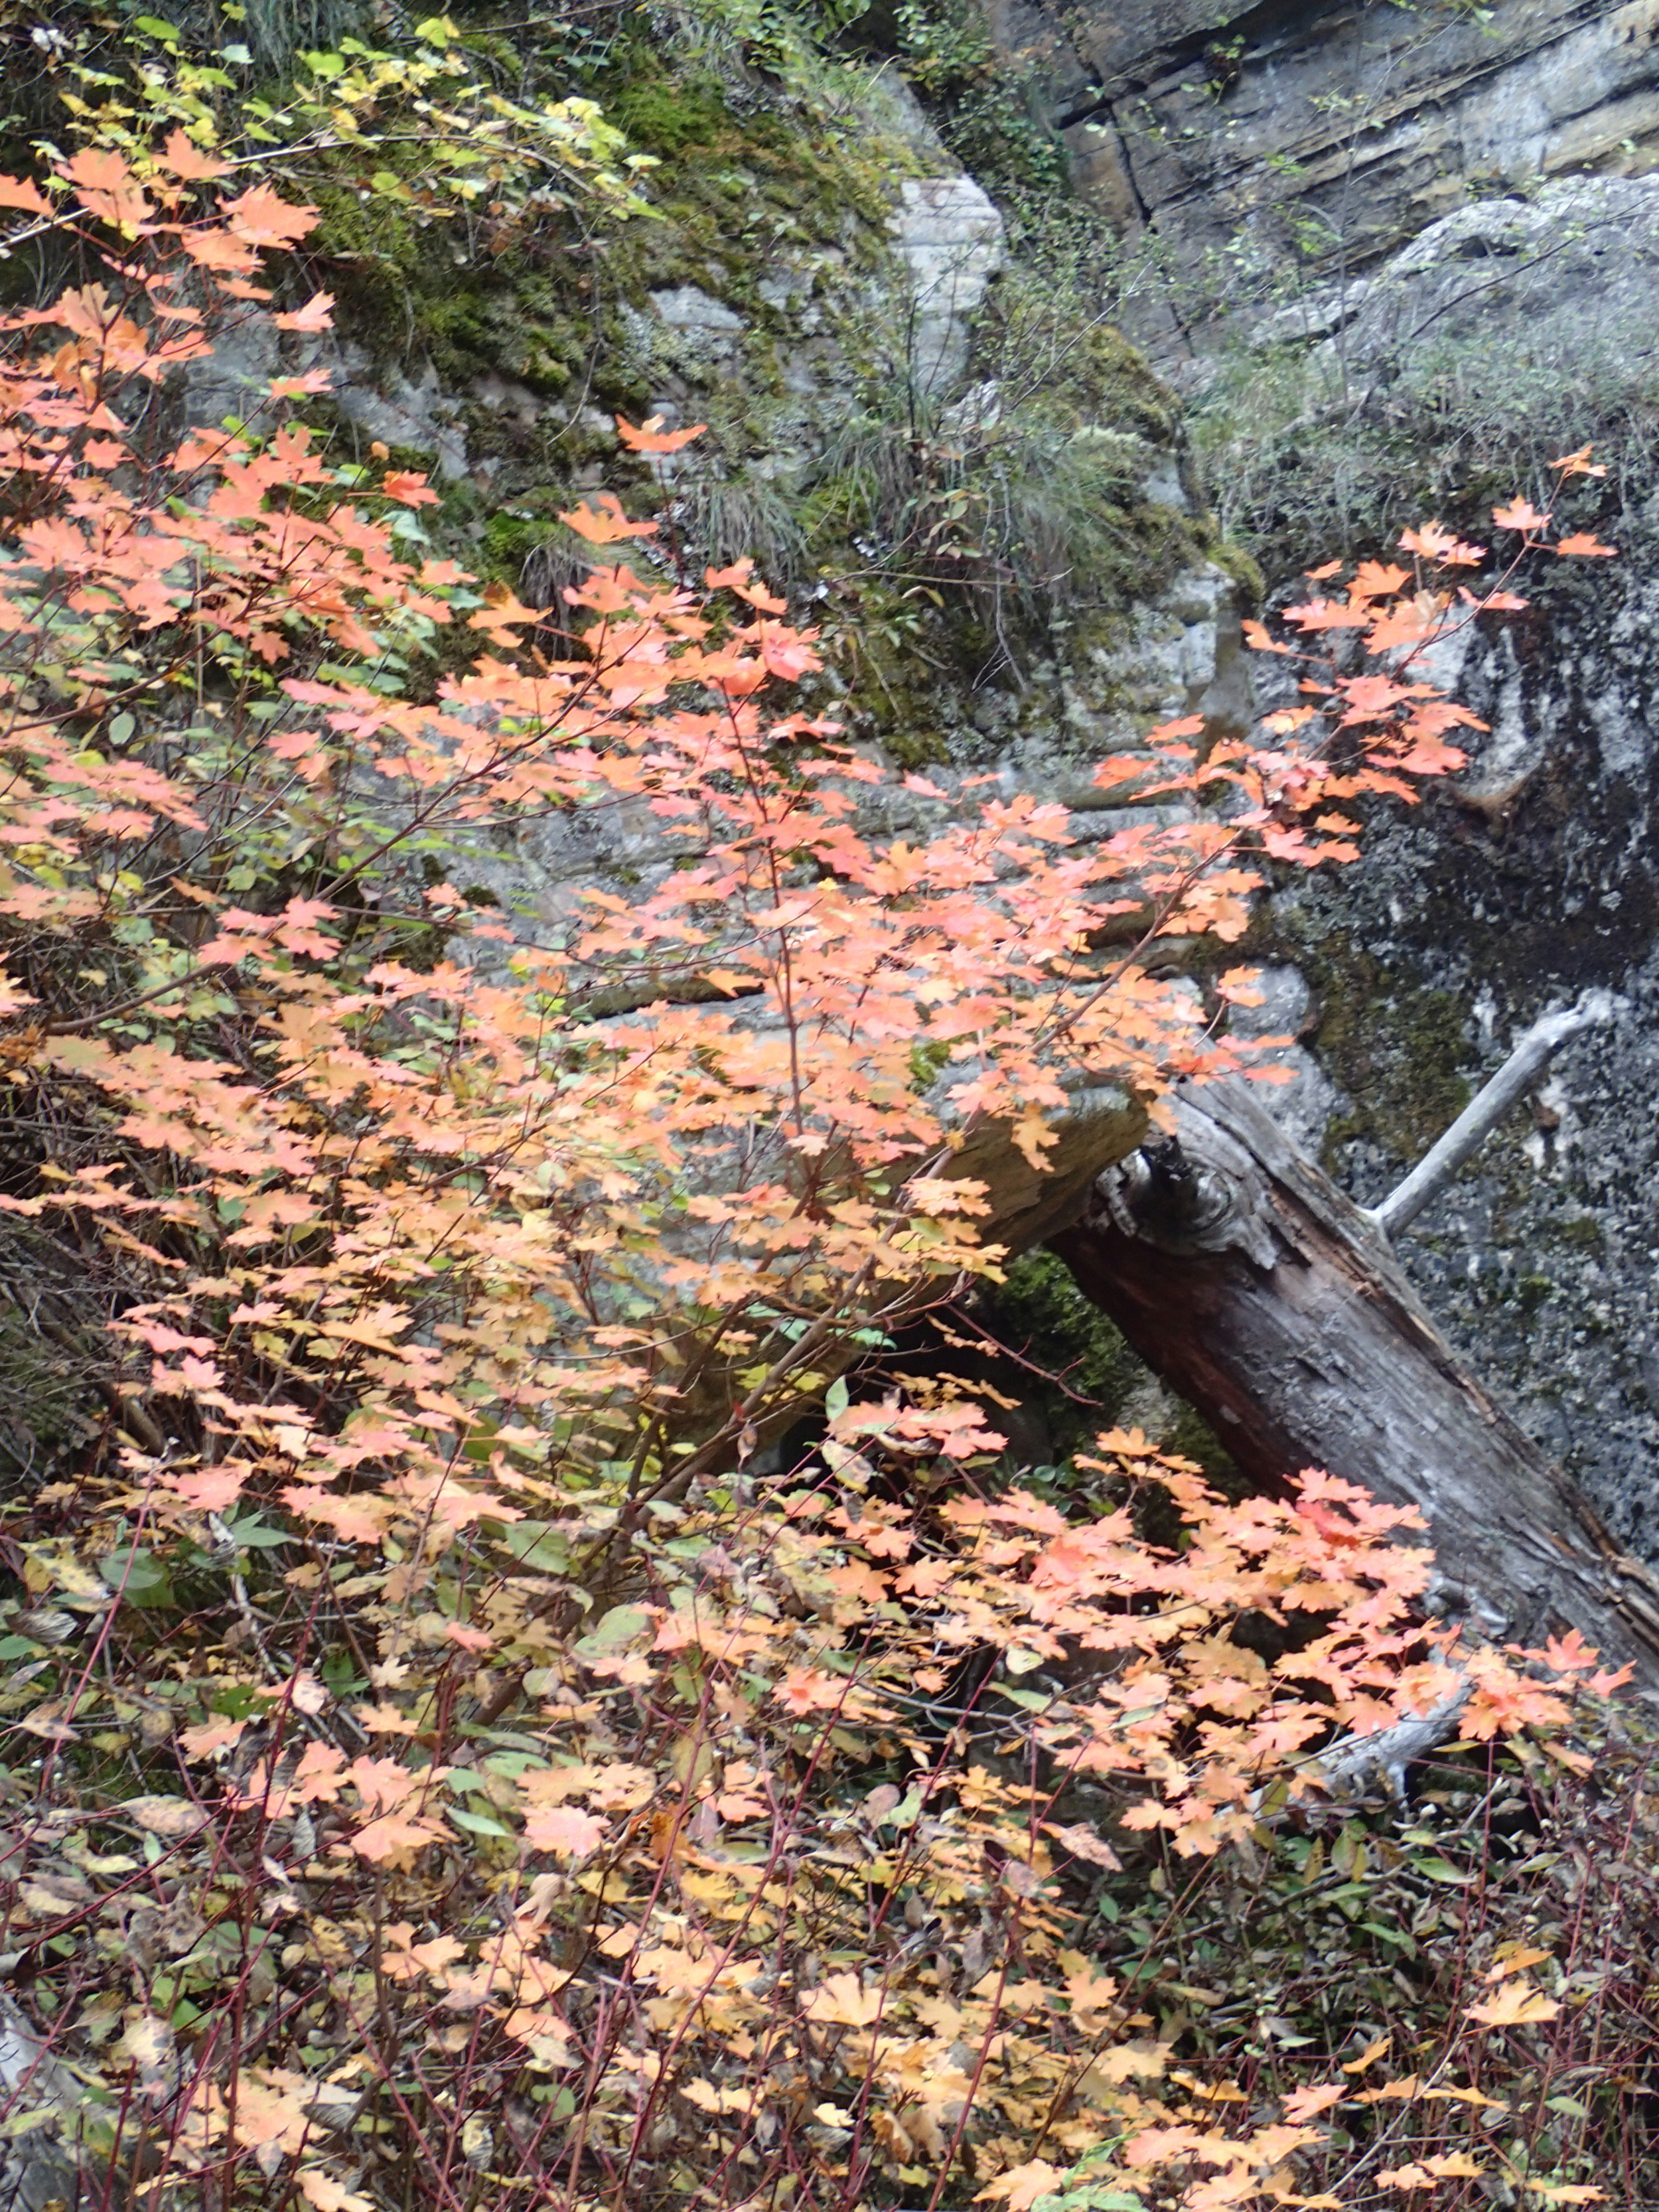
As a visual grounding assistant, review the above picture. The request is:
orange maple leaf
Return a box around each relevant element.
[62,149,151,230]
[1554,532,1617,557]
[615,411,705,453]
[974,2162,1065,2210]
[159,129,232,182]
[221,183,317,249]
[524,1805,609,1856]
[560,492,657,544]
[382,469,440,507]
[0,174,52,216]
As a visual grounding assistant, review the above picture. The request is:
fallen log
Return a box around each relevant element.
[1048,1056,1659,1692]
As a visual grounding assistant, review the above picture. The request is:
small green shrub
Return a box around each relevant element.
[672,473,811,579]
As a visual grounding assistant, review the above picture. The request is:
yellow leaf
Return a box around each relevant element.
[123,1795,208,1838]
[1342,2033,1389,2073]
[117,2014,173,2072]
[975,2160,1064,2210]
[1466,1982,1561,2028]
[1088,2041,1167,2085]
[1427,2083,1510,2110]
[803,1972,885,2027]
[298,2170,377,2212]
[1359,2075,1419,2101]
[1486,1945,1552,1980]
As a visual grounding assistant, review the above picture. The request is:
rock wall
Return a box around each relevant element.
[906,0,1659,1561]
[988,0,1659,352]
[262,31,1257,1262]
[1213,180,1659,1558]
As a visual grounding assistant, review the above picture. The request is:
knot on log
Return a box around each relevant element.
[1101,1113,1279,1268]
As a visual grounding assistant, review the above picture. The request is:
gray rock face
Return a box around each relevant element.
[888,175,1005,390]
[1242,540,1659,1558]
[1143,179,1659,1558]
[1221,962,1339,1157]
[392,558,1240,1258]
[186,320,471,479]
[938,12,1659,1562]
[1301,174,1659,394]
[989,0,1659,348]
[326,350,469,480]
[437,556,1245,944]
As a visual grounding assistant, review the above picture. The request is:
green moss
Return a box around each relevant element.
[974,1251,1143,1443]
[1202,533,1267,609]
[301,45,906,392]
[608,79,737,157]
[1546,1215,1605,1252]
[970,1252,1238,1492]
[1019,319,1178,445]
[1162,1405,1240,1487]
[296,3,1209,756]
[1259,924,1472,1168]
[477,509,549,580]
[596,58,899,284]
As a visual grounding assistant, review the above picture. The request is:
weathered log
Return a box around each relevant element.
[1049,1075,1659,1690]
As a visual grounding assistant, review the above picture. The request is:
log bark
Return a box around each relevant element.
[1049,1077,1659,1690]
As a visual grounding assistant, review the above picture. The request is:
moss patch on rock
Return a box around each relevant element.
[1251,915,1473,1169]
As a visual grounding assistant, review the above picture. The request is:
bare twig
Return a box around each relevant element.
[1368,989,1621,1240]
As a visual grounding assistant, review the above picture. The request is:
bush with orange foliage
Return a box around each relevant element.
[0,149,1635,2212]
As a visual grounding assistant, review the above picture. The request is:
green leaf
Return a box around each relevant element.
[999,1686,1052,1711]
[498,1521,569,1573]
[1413,1856,1475,1884]
[1359,1922,1417,1953]
[319,1653,367,1698]
[574,1603,650,1659]
[219,1516,292,1550]
[99,1547,175,1609]
[1034,2192,1147,2212]
[0,2108,60,2142]
[133,14,183,38]
[824,1374,849,1419]
[448,1806,514,1838]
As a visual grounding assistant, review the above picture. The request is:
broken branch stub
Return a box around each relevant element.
[1369,990,1621,1240]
